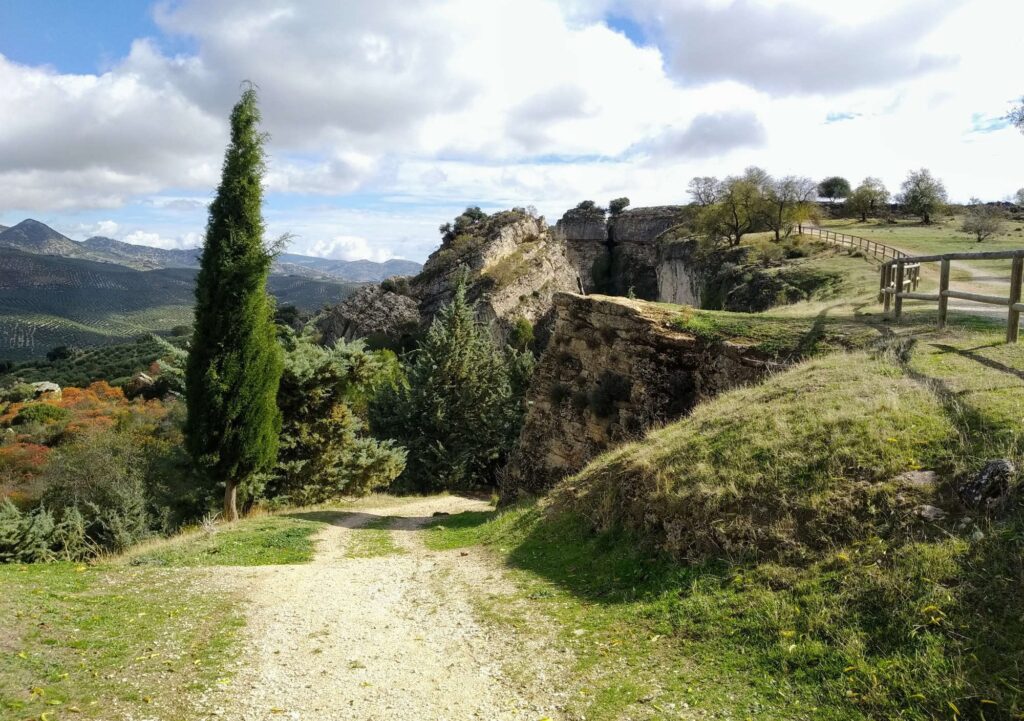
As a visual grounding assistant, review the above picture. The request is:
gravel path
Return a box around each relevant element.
[194,496,570,721]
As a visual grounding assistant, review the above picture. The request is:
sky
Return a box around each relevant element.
[0,0,1022,263]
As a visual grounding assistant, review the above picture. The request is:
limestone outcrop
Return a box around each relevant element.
[607,206,687,298]
[316,285,421,346]
[501,293,783,498]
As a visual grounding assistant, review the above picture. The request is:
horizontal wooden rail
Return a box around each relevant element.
[804,226,910,264]
[943,290,1009,306]
[880,251,1024,342]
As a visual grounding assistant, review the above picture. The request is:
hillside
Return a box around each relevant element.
[0,249,360,359]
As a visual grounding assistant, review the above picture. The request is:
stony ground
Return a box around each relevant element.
[194,496,571,721]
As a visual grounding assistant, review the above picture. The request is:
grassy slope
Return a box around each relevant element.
[0,563,242,720]
[427,323,1024,721]
[124,513,334,567]
[821,216,1024,257]
[0,511,338,719]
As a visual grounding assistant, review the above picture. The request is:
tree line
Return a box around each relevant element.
[685,166,1019,246]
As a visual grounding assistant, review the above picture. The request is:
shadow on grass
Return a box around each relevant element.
[931,342,1024,381]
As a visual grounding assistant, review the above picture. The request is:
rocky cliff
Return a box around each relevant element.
[316,285,421,347]
[555,206,608,294]
[555,205,688,299]
[501,293,783,498]
[607,206,687,298]
[321,209,581,349]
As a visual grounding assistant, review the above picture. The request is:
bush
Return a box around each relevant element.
[509,317,535,353]
[0,500,90,562]
[270,333,406,503]
[41,430,152,553]
[13,403,69,426]
[2,383,36,403]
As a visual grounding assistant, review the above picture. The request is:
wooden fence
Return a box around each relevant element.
[803,225,922,296]
[880,250,1024,343]
[803,226,910,263]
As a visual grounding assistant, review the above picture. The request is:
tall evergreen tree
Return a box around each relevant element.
[371,274,531,492]
[185,86,283,521]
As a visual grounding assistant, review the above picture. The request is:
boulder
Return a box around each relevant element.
[30,381,61,400]
[958,459,1017,510]
[316,285,421,347]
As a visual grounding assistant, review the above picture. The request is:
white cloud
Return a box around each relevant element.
[309,235,394,262]
[1,0,1023,262]
[122,230,202,250]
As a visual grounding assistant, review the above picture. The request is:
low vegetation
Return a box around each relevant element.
[126,513,332,567]
[0,334,187,389]
[427,326,1024,720]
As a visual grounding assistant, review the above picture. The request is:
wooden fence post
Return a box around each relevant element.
[937,259,950,329]
[893,261,905,321]
[1008,256,1023,343]
[883,264,892,313]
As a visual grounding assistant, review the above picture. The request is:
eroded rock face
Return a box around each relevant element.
[316,285,421,346]
[656,241,702,306]
[501,293,783,498]
[556,205,688,299]
[608,206,687,298]
[555,209,607,294]
[410,214,581,344]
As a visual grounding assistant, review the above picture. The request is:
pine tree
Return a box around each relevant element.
[185,86,283,521]
[371,274,531,491]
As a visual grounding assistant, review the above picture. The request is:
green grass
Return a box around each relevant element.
[345,515,405,558]
[427,326,1024,720]
[125,513,335,567]
[821,216,1024,282]
[668,304,882,357]
[0,562,242,720]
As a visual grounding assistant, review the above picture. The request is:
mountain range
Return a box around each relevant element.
[0,219,421,281]
[0,219,421,360]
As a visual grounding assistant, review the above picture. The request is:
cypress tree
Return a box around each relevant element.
[185,86,283,521]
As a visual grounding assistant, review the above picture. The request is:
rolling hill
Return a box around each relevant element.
[0,249,360,360]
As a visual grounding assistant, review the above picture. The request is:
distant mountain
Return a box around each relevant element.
[277,254,423,282]
[0,220,422,282]
[82,236,200,270]
[0,248,361,360]
[0,219,94,258]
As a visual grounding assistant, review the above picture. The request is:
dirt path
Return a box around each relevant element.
[194,496,570,721]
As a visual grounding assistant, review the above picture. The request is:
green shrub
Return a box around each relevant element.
[270,333,406,503]
[0,500,90,563]
[13,403,70,426]
[2,383,36,403]
[41,430,152,553]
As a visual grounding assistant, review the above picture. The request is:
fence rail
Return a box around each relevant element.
[803,226,910,263]
[880,250,1024,343]
[802,226,922,295]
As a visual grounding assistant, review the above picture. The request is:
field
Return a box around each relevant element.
[0,250,360,360]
